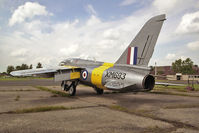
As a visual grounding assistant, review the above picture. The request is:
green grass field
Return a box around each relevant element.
[154,84,199,91]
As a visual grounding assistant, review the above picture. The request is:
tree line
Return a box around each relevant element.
[5,58,198,75]
[172,58,197,74]
[7,62,42,74]
[150,58,197,75]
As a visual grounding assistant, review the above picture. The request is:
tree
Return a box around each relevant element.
[36,62,42,68]
[15,64,31,70]
[149,66,154,71]
[21,64,29,70]
[157,71,164,75]
[172,58,195,74]
[172,59,182,73]
[7,65,15,74]
[2,72,7,75]
[29,64,33,69]
[15,66,21,70]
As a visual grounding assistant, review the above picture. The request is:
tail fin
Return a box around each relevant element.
[116,14,166,66]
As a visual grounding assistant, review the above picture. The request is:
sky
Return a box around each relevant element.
[0,0,199,72]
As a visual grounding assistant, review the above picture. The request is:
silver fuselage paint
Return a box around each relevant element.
[60,58,152,90]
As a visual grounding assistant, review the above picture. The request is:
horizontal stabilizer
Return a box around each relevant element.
[155,82,185,86]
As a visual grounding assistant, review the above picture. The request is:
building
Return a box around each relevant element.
[150,66,199,81]
[150,66,174,80]
[167,74,199,81]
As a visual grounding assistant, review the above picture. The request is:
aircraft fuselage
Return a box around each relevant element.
[60,58,155,91]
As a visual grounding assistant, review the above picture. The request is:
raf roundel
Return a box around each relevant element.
[82,70,88,80]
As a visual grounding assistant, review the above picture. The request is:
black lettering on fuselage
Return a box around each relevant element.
[105,71,126,80]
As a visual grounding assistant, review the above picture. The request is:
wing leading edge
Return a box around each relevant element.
[10,66,83,81]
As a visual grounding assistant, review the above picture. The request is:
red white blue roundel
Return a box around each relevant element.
[81,70,88,80]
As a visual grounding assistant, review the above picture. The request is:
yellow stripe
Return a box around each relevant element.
[91,62,114,88]
[70,72,80,79]
[64,65,80,79]
[64,65,78,69]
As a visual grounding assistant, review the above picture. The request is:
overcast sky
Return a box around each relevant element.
[0,0,199,72]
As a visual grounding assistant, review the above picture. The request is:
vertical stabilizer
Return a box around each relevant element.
[116,14,166,66]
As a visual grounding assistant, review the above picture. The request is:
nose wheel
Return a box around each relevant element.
[61,81,78,96]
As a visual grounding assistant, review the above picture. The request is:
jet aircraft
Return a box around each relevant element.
[11,14,167,96]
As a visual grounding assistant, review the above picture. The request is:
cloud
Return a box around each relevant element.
[120,0,137,6]
[180,56,187,60]
[86,15,101,26]
[59,44,79,56]
[1,13,141,71]
[153,0,177,13]
[86,4,97,15]
[166,53,176,60]
[103,29,120,40]
[9,2,52,26]
[10,48,29,57]
[187,41,199,50]
[1,1,199,72]
[0,3,177,71]
[153,0,199,15]
[176,11,199,34]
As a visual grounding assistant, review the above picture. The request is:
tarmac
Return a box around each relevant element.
[0,79,199,133]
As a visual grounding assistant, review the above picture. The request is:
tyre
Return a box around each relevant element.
[61,81,70,91]
[94,87,104,95]
[61,81,65,90]
[69,83,76,96]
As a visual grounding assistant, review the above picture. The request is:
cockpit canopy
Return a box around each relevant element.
[59,58,79,66]
[59,58,100,66]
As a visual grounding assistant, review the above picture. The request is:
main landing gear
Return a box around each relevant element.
[61,80,78,96]
[93,86,104,95]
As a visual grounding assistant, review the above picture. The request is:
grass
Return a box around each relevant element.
[193,84,199,91]
[9,106,70,114]
[0,89,38,92]
[154,84,199,92]
[109,105,149,115]
[152,84,199,97]
[150,91,199,98]
[7,105,99,114]
[164,104,199,109]
[108,105,198,130]
[155,79,199,91]
[109,105,128,112]
[15,95,20,101]
[154,85,187,92]
[108,105,155,118]
[34,86,69,97]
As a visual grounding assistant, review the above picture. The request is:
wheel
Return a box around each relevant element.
[94,87,104,95]
[61,81,70,91]
[61,81,65,90]
[69,83,76,96]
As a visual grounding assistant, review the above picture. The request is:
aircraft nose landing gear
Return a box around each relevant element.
[61,80,78,96]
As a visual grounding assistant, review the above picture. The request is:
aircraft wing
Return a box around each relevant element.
[10,66,83,81]
[155,82,185,86]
